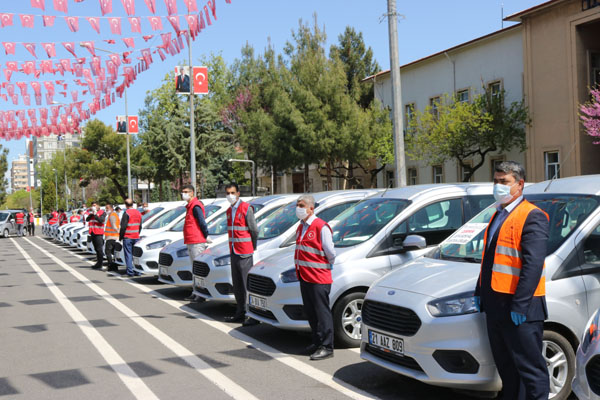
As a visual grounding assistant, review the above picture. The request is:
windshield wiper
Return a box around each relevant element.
[440,254,481,263]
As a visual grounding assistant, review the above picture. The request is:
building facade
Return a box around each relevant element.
[10,154,28,191]
[32,132,82,188]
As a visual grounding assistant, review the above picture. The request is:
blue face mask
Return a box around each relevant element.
[493,183,516,204]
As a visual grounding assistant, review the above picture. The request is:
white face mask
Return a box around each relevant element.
[493,182,517,205]
[181,192,191,201]
[226,194,237,205]
[296,206,308,220]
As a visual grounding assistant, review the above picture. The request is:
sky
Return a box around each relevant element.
[1,0,544,184]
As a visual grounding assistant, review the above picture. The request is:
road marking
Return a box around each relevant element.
[10,238,159,400]
[24,237,260,400]
[38,239,376,399]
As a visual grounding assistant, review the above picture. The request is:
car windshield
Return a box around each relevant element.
[0,212,8,222]
[436,194,600,263]
[207,212,228,235]
[170,218,185,232]
[142,207,164,224]
[147,206,186,229]
[169,204,222,233]
[258,202,297,240]
[332,198,410,248]
[256,204,282,224]
[204,204,220,218]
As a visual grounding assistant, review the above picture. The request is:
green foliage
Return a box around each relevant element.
[0,144,8,204]
[4,189,39,210]
[407,89,529,181]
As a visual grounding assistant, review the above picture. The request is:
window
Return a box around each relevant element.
[456,89,469,103]
[591,53,600,88]
[386,170,394,188]
[408,168,417,185]
[404,103,415,135]
[432,165,444,184]
[544,151,560,180]
[488,81,502,99]
[322,180,329,191]
[583,223,600,265]
[490,157,505,180]
[429,96,440,119]
[459,162,473,182]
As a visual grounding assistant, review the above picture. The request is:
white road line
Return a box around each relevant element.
[25,237,259,400]
[37,239,376,399]
[10,239,159,400]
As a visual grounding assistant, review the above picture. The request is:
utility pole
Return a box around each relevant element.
[53,168,58,210]
[387,0,407,187]
[62,138,69,210]
[125,86,132,199]
[187,34,197,190]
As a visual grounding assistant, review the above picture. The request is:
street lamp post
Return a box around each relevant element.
[228,159,256,196]
[52,168,58,210]
[61,137,69,210]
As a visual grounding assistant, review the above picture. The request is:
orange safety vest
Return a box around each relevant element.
[481,200,548,297]
[104,211,120,239]
[226,201,254,255]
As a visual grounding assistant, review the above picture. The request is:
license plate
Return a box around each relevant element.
[133,257,139,266]
[248,294,267,310]
[159,266,167,276]
[368,330,404,355]
[194,276,206,288]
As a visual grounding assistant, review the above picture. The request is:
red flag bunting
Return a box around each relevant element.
[63,42,77,57]
[148,16,162,30]
[204,5,212,26]
[121,0,135,15]
[0,13,14,28]
[42,42,56,57]
[143,0,156,13]
[2,42,15,55]
[43,15,55,27]
[142,34,154,41]
[109,17,121,34]
[81,41,96,56]
[53,0,68,13]
[99,0,112,15]
[87,16,101,33]
[65,16,79,32]
[183,0,197,12]
[167,15,180,35]
[31,0,45,11]
[164,0,177,15]
[123,37,134,48]
[207,0,217,20]
[129,16,141,33]
[20,14,35,28]
[23,43,37,58]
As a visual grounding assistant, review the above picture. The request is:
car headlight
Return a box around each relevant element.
[214,255,231,267]
[581,309,600,354]
[427,291,478,317]
[280,268,298,283]
[176,247,189,258]
[146,239,172,250]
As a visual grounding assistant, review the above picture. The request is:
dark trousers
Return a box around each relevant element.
[28,223,34,236]
[91,234,104,266]
[17,224,24,236]
[105,239,116,266]
[300,279,333,350]
[123,238,138,275]
[485,314,549,400]
[231,253,253,317]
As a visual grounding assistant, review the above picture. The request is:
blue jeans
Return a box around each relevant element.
[123,238,139,275]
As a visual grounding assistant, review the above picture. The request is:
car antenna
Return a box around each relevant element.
[380,181,392,197]
[544,141,576,192]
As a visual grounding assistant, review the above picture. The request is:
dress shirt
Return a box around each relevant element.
[486,196,523,248]
[301,214,336,265]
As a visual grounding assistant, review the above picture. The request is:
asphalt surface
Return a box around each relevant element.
[0,235,493,400]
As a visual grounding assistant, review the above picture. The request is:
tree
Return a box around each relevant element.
[580,87,600,144]
[0,144,8,205]
[4,189,39,210]
[407,88,529,182]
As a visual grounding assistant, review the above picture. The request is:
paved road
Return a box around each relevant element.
[0,235,489,400]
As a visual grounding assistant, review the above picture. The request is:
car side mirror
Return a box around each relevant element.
[402,234,427,251]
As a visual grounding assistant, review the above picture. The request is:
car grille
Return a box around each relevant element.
[114,242,122,251]
[365,344,423,372]
[193,261,210,277]
[194,286,210,296]
[177,271,193,281]
[132,246,143,257]
[247,274,276,297]
[159,273,174,282]
[159,253,173,266]
[587,355,600,396]
[249,306,276,321]
[362,300,421,336]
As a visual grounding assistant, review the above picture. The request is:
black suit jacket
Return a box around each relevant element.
[176,74,190,92]
[475,202,549,321]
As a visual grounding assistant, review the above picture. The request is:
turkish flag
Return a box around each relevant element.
[0,13,14,28]
[87,17,101,33]
[31,0,45,11]
[121,0,135,15]
[53,0,68,13]
[128,116,138,133]
[164,0,177,15]
[23,43,37,58]
[42,42,56,58]
[2,42,15,55]
[42,15,55,27]
[20,14,35,28]
[148,16,162,31]
[183,0,197,12]
[99,0,112,15]
[109,17,121,34]
[167,15,180,35]
[123,37,135,48]
[129,17,141,33]
[65,16,79,32]
[193,66,208,94]
[143,0,156,13]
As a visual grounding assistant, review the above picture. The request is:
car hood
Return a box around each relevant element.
[374,256,480,299]
[251,245,354,277]
[137,230,183,247]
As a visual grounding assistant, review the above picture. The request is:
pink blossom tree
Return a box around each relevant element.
[580,88,600,144]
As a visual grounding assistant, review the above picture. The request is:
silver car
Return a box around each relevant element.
[192,190,380,302]
[0,210,22,238]
[246,184,494,347]
[157,194,296,287]
[360,175,600,399]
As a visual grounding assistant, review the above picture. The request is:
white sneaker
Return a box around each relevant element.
[101,266,107,271]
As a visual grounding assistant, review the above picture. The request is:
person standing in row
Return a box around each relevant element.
[103,203,120,273]
[86,202,105,269]
[70,210,82,223]
[27,208,35,236]
[58,209,68,226]
[119,198,142,277]
[475,161,549,400]
[224,183,258,326]
[294,194,336,361]
[181,185,209,302]
[15,210,25,237]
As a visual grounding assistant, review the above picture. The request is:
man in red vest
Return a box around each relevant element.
[224,183,258,325]
[119,198,142,277]
[50,209,58,225]
[86,201,106,269]
[15,210,25,237]
[58,209,68,226]
[295,194,336,361]
[27,208,35,236]
[70,210,83,223]
[181,185,209,301]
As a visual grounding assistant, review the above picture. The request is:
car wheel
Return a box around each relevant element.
[333,291,365,348]
[543,330,575,400]
[3,229,9,238]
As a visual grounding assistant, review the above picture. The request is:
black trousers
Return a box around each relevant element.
[300,279,333,350]
[105,239,116,266]
[91,234,104,266]
[231,253,253,317]
[28,223,34,236]
[485,314,549,400]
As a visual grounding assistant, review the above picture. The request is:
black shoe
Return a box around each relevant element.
[91,264,102,269]
[310,347,334,361]
[305,344,318,354]
[242,317,259,327]
[224,315,245,323]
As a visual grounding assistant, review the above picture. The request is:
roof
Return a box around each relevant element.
[377,183,493,201]
[504,0,567,22]
[361,24,521,83]
[525,175,600,195]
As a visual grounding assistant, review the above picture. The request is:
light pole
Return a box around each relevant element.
[228,159,255,196]
[60,136,69,210]
[187,33,197,190]
[52,168,58,210]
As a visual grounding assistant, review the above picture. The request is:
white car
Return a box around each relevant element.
[158,194,296,286]
[192,190,381,302]
[573,307,600,400]
[69,225,87,247]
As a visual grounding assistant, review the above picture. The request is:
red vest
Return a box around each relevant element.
[16,213,24,224]
[70,215,81,223]
[28,213,34,223]
[226,201,254,255]
[48,214,58,224]
[183,197,206,245]
[124,208,142,239]
[59,213,68,225]
[294,217,333,284]
[88,210,105,235]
